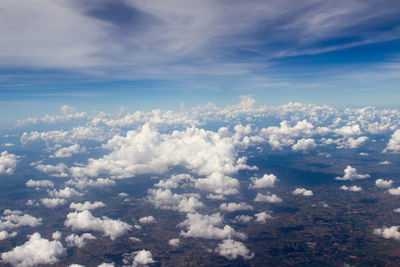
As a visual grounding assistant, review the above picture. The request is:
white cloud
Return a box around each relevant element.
[219,202,253,212]
[70,201,105,211]
[291,138,317,152]
[334,125,362,138]
[249,174,277,189]
[179,213,246,240]
[394,208,400,213]
[340,185,362,192]
[65,210,132,240]
[388,187,400,196]
[383,129,400,153]
[0,151,18,175]
[373,226,400,240]
[98,263,115,267]
[48,187,83,198]
[378,161,391,165]
[33,162,68,178]
[254,212,272,223]
[254,193,282,203]
[292,188,313,197]
[41,198,67,208]
[335,165,370,181]
[65,233,96,248]
[1,233,66,267]
[194,173,240,196]
[122,250,155,267]
[169,238,180,247]
[147,188,204,213]
[52,231,62,240]
[155,174,194,189]
[139,216,156,224]
[375,179,393,189]
[0,230,17,240]
[0,210,42,230]
[67,178,117,189]
[51,144,86,158]
[215,239,254,260]
[235,215,253,224]
[26,179,54,188]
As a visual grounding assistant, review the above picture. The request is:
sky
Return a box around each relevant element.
[1,0,400,120]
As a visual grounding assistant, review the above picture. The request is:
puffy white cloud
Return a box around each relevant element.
[67,178,116,189]
[235,215,253,223]
[98,263,115,267]
[254,212,272,223]
[123,250,155,267]
[194,173,240,196]
[292,188,313,197]
[70,201,105,211]
[291,138,317,152]
[340,185,362,192]
[334,125,362,138]
[335,166,370,181]
[139,216,156,224]
[215,239,254,260]
[254,193,282,203]
[378,161,391,165]
[147,188,204,213]
[65,233,96,248]
[155,174,194,189]
[1,233,66,266]
[0,210,42,230]
[373,226,400,240]
[48,187,83,198]
[118,192,128,197]
[0,151,18,175]
[32,162,68,177]
[179,213,246,240]
[41,198,67,208]
[26,179,54,188]
[375,179,393,189]
[17,112,87,126]
[388,187,400,196]
[65,210,132,240]
[52,231,62,240]
[0,230,17,240]
[394,208,400,213]
[219,202,253,212]
[249,174,276,189]
[51,144,86,158]
[383,129,400,153]
[168,238,180,247]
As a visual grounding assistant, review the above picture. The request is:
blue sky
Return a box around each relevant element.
[1,0,400,120]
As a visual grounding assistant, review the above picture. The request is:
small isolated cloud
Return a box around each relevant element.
[292,188,313,197]
[0,210,42,230]
[98,263,115,267]
[65,210,132,240]
[375,179,393,189]
[254,193,282,203]
[67,178,116,189]
[147,188,204,213]
[179,213,246,240]
[220,202,253,212]
[249,174,276,189]
[378,161,391,165]
[388,187,400,196]
[291,138,317,152]
[0,230,17,240]
[373,226,400,240]
[51,144,86,158]
[340,185,362,192]
[33,162,68,177]
[0,151,18,175]
[139,216,156,224]
[1,233,66,267]
[60,105,75,115]
[52,231,62,240]
[48,187,83,198]
[335,165,370,181]
[254,212,272,223]
[26,179,54,188]
[70,201,105,211]
[169,238,180,247]
[235,215,253,224]
[122,250,155,267]
[215,239,254,260]
[118,192,128,197]
[41,198,67,208]
[383,129,400,153]
[65,233,96,248]
[394,208,400,213]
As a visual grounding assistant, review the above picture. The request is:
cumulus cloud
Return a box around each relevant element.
[41,198,67,208]
[254,212,273,223]
[248,174,276,189]
[122,250,155,267]
[50,144,86,158]
[32,162,68,177]
[65,233,96,248]
[0,230,17,240]
[340,185,362,192]
[139,216,156,224]
[70,201,105,211]
[373,226,400,240]
[48,187,83,198]
[26,179,54,188]
[291,138,317,152]
[65,210,132,240]
[169,238,180,247]
[335,166,370,181]
[215,239,254,260]
[0,151,18,175]
[66,178,116,189]
[383,129,400,153]
[147,188,204,213]
[155,174,194,189]
[179,213,246,240]
[378,161,391,165]
[0,210,42,230]
[98,263,115,267]
[292,188,313,197]
[375,179,393,189]
[220,202,253,212]
[235,215,253,224]
[1,233,66,266]
[388,187,400,196]
[254,193,282,203]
